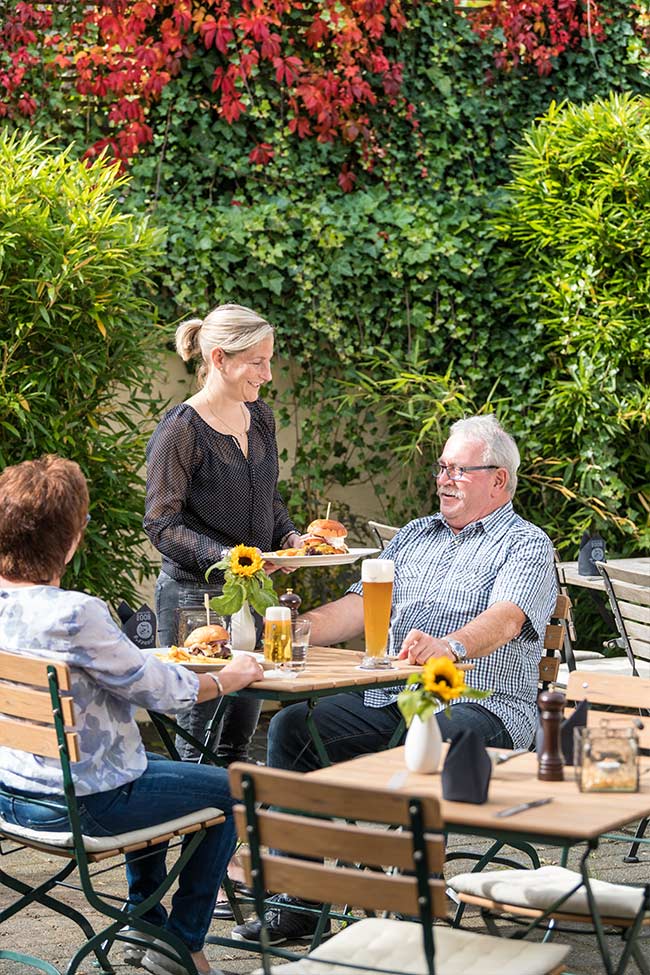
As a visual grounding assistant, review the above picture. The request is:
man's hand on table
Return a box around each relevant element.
[197,653,264,701]
[398,630,456,665]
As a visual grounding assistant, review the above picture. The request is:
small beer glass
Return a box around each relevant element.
[360,558,394,670]
[263,606,293,668]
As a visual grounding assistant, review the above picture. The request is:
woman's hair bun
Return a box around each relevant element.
[175,317,203,362]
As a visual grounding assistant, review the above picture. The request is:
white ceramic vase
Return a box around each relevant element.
[229,600,257,652]
[404,714,443,774]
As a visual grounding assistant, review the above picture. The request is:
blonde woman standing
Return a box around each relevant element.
[144,304,301,768]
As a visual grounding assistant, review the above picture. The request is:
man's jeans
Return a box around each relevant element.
[155,571,262,764]
[0,753,235,951]
[268,692,513,772]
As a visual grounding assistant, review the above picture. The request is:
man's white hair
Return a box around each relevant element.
[449,414,520,497]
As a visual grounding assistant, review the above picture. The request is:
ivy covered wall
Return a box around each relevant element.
[2,0,649,608]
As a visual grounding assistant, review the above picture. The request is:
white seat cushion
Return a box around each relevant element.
[262,916,570,975]
[449,865,647,919]
[0,807,222,852]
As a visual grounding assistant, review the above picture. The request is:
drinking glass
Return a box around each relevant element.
[289,619,311,671]
[360,558,394,670]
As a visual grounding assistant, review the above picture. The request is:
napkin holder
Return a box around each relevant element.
[118,601,157,649]
[441,728,492,804]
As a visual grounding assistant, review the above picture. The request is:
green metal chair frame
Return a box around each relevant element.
[0,650,224,975]
[215,763,570,975]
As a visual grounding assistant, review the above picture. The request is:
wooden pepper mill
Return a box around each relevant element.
[279,588,301,621]
[537,689,565,781]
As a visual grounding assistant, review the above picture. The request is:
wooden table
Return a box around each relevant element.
[308,745,650,843]
[150,647,450,767]
[558,557,650,593]
[308,748,650,975]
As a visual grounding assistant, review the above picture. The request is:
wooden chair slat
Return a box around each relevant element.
[229,764,443,827]
[552,593,571,619]
[543,624,564,651]
[595,571,650,608]
[630,639,650,661]
[539,657,560,683]
[624,618,650,644]
[619,601,650,626]
[0,716,79,761]
[233,807,445,872]
[241,851,448,918]
[0,650,72,690]
[600,564,650,589]
[0,685,74,725]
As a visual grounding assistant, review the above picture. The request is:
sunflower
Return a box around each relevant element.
[422,657,467,702]
[228,544,264,578]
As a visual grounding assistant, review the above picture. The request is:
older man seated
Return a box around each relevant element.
[232,413,557,946]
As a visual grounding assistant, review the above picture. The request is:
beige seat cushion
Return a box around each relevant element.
[261,916,569,974]
[449,865,647,919]
[0,807,222,853]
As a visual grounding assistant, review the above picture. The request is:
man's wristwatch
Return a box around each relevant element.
[444,638,468,662]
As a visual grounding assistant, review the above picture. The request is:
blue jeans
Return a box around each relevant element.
[267,692,512,772]
[155,571,262,764]
[0,753,235,951]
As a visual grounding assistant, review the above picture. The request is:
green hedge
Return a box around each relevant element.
[0,132,165,602]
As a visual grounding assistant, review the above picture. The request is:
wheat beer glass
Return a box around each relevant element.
[360,558,394,670]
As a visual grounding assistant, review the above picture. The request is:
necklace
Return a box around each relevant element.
[205,399,248,437]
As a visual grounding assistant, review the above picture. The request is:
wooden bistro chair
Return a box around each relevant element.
[595,561,650,679]
[448,671,650,975]
[225,763,570,975]
[538,593,572,690]
[367,521,400,551]
[0,649,224,975]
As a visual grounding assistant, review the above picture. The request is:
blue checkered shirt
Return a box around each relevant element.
[347,502,557,748]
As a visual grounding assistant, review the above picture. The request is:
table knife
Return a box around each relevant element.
[496,797,553,818]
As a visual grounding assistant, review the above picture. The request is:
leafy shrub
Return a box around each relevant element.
[492,92,650,555]
[0,132,165,603]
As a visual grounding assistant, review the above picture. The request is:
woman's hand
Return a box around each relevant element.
[197,653,264,701]
[220,653,264,692]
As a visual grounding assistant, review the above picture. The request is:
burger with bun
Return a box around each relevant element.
[303,518,349,554]
[183,623,230,658]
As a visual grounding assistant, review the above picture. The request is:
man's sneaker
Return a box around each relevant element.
[230,893,331,945]
[120,927,157,965]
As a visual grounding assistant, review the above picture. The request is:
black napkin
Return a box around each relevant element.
[441,728,492,804]
[118,601,157,649]
[536,698,589,766]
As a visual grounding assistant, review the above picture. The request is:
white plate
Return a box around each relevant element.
[151,648,276,672]
[260,547,380,568]
[149,648,232,673]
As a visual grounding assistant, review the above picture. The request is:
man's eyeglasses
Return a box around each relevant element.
[434,463,499,481]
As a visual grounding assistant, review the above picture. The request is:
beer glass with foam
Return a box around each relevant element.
[360,558,394,670]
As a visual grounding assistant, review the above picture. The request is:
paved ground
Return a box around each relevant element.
[2,715,649,974]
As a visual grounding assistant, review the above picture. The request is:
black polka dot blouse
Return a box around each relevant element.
[144,400,297,585]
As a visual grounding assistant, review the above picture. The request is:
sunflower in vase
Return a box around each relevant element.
[205,544,278,616]
[397,657,491,726]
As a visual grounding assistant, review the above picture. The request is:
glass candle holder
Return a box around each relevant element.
[574,722,639,792]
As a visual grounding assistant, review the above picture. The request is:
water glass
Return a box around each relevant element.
[290,619,311,670]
